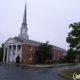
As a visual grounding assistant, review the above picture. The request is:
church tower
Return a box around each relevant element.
[19,3,29,40]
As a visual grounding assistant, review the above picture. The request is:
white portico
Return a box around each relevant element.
[3,38,22,63]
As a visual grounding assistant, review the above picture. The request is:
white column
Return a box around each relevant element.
[15,44,18,63]
[3,46,6,62]
[20,45,22,62]
[11,45,13,62]
[6,46,9,62]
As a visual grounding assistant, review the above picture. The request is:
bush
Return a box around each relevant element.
[0,47,3,62]
[0,52,3,62]
[16,56,20,63]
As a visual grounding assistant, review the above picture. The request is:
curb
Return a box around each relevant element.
[2,62,79,68]
[58,66,80,80]
[27,63,79,68]
[58,71,73,80]
[2,62,28,66]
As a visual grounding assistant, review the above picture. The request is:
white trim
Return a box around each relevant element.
[29,55,32,60]
[5,38,23,45]
[15,45,18,63]
[29,45,32,51]
[11,45,13,62]
[6,46,9,62]
[5,37,12,44]
[5,43,22,46]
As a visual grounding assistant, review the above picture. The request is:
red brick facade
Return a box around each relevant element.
[22,44,65,64]
[53,49,64,61]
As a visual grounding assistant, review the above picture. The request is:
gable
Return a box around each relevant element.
[5,38,19,44]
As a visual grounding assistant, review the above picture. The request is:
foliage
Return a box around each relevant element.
[16,56,20,63]
[66,22,80,62]
[66,48,77,63]
[36,41,53,63]
[66,22,80,50]
[0,43,4,62]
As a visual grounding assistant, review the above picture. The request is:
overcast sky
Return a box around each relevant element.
[0,0,80,50]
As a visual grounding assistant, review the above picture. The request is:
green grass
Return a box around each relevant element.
[60,67,80,78]
[35,62,71,66]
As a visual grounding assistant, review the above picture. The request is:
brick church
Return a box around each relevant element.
[3,3,66,64]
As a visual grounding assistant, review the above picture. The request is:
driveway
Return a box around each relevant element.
[0,63,80,80]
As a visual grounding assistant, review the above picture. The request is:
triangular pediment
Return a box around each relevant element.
[5,38,19,44]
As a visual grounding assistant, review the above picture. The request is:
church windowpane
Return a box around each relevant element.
[29,55,32,60]
[29,45,32,50]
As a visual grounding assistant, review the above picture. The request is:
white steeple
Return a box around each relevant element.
[22,3,27,24]
[18,3,29,40]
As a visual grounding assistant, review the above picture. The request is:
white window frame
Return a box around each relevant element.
[29,45,32,51]
[29,55,32,60]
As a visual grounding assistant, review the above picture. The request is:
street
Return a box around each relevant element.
[0,63,80,80]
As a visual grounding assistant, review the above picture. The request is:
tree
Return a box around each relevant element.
[66,22,80,61]
[16,56,20,63]
[0,43,4,62]
[66,48,77,62]
[36,41,53,63]
[66,22,80,50]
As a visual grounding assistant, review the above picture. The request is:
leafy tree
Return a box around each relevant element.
[66,48,77,62]
[66,22,80,50]
[36,41,53,63]
[16,56,20,63]
[66,22,80,61]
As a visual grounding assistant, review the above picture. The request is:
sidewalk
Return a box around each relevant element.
[2,62,79,68]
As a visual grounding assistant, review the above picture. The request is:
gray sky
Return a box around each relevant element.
[0,0,80,50]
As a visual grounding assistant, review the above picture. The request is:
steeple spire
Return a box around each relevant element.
[18,2,29,40]
[22,3,27,24]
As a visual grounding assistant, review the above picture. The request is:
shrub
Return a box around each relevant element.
[16,56,20,63]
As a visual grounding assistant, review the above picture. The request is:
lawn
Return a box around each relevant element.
[35,62,73,66]
[60,67,80,79]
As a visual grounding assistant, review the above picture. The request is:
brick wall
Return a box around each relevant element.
[22,44,37,64]
[53,49,65,61]
[22,44,65,64]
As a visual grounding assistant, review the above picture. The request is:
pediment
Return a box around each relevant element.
[5,38,18,44]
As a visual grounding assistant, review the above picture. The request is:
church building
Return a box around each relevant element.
[3,3,66,64]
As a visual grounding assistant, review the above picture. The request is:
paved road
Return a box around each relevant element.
[0,63,80,80]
